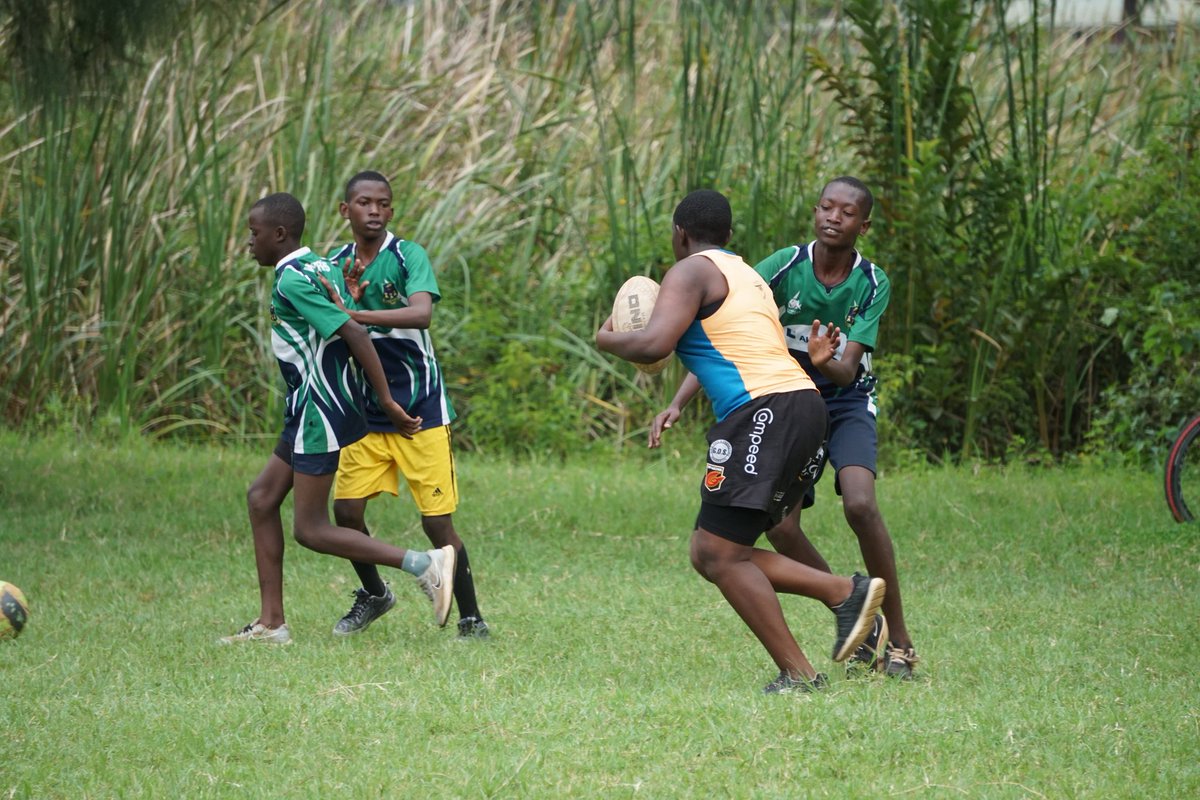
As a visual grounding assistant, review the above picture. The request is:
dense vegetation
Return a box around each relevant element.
[1,0,1196,462]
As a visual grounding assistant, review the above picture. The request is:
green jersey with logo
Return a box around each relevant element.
[327,232,456,431]
[754,242,890,396]
[271,247,367,454]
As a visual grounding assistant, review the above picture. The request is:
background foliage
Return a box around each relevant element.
[0,0,1195,462]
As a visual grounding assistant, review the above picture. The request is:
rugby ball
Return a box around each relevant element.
[612,275,671,375]
[0,582,28,640]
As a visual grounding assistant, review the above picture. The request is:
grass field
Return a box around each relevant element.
[1,431,1197,798]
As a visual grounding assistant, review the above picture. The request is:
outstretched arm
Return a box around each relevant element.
[336,319,422,437]
[809,321,866,387]
[649,372,702,448]
[321,273,434,330]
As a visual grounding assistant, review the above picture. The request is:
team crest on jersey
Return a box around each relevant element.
[787,293,803,315]
[704,464,726,491]
[381,281,400,304]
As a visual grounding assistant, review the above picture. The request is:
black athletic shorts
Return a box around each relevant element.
[800,379,879,509]
[696,390,828,546]
[273,437,341,477]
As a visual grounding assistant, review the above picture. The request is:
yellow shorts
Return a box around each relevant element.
[334,426,459,516]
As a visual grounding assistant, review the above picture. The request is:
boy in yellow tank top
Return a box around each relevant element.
[596,190,886,693]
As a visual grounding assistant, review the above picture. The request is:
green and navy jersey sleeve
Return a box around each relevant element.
[275,256,351,340]
[270,249,366,454]
[395,240,441,301]
[844,264,889,351]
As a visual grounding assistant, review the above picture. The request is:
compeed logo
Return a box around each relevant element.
[708,439,732,464]
[744,408,775,475]
[704,465,726,491]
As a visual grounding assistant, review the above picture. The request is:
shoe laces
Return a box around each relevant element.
[887,645,920,665]
[343,588,374,623]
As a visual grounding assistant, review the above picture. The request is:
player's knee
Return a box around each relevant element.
[842,495,882,530]
[332,500,363,530]
[688,533,722,582]
[246,482,278,519]
[421,515,460,549]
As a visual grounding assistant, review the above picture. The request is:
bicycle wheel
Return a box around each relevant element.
[1165,414,1200,523]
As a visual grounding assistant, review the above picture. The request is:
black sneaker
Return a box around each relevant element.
[885,644,921,679]
[847,612,889,673]
[763,671,828,694]
[332,586,396,636]
[456,616,490,640]
[830,574,886,662]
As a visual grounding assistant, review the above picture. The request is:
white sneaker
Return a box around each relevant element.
[218,621,292,645]
[414,546,456,627]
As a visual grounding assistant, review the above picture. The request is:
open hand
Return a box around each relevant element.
[341,257,370,303]
[807,320,842,368]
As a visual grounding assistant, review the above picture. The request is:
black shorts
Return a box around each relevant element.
[696,390,828,545]
[273,437,341,477]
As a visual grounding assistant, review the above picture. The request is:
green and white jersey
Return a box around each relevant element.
[327,232,456,431]
[271,247,367,454]
[754,242,890,396]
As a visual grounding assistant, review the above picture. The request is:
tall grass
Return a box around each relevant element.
[0,0,1196,460]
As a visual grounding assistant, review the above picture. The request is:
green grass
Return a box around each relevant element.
[1,431,1197,798]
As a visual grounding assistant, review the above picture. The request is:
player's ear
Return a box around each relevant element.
[339,201,350,220]
[860,218,871,236]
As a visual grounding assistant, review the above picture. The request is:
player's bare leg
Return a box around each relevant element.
[690,528,852,681]
[838,466,912,649]
[293,473,456,626]
[765,503,831,573]
[245,454,293,628]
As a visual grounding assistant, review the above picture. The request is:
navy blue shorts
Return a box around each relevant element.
[273,437,342,477]
[697,390,828,546]
[801,382,878,509]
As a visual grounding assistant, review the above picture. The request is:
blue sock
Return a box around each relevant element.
[400,550,431,576]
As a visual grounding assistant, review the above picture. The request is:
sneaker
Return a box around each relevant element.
[218,621,291,645]
[456,616,490,640]
[885,644,921,679]
[332,585,396,636]
[415,545,457,627]
[830,574,886,662]
[847,612,889,672]
[763,671,828,694]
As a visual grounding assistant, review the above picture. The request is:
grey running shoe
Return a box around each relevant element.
[456,616,490,640]
[885,645,921,679]
[415,545,457,627]
[332,585,396,636]
[847,612,889,672]
[763,671,828,694]
[831,574,886,662]
[218,621,291,645]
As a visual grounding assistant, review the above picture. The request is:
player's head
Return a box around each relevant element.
[248,192,305,266]
[341,170,394,243]
[672,190,732,259]
[813,177,873,247]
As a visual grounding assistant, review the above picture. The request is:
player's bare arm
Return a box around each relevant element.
[649,372,703,449]
[336,319,422,437]
[321,274,434,330]
[596,256,719,363]
[812,334,864,386]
